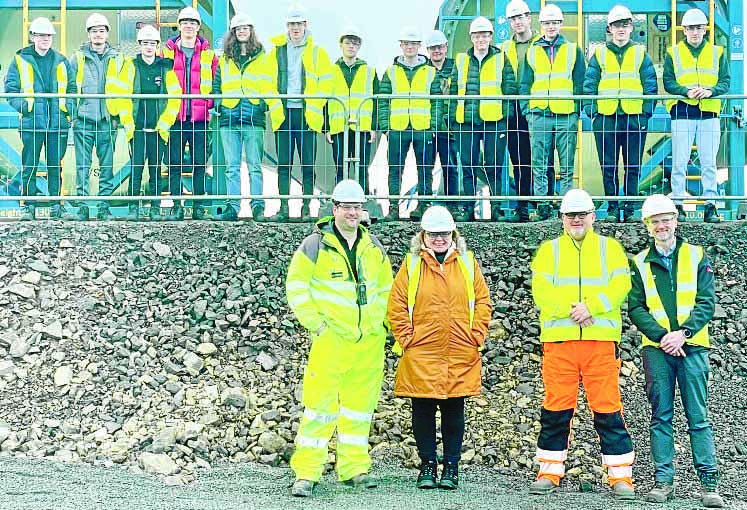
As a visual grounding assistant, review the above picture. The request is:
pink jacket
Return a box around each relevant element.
[163,35,218,122]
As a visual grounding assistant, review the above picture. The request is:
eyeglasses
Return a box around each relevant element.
[234,25,252,32]
[610,20,632,29]
[400,41,420,47]
[335,203,363,211]
[563,211,592,220]
[508,14,529,23]
[684,25,706,33]
[428,44,447,51]
[470,32,492,40]
[342,39,361,47]
[31,33,53,39]
[140,41,158,47]
[540,20,562,27]
[646,216,676,226]
[425,231,452,239]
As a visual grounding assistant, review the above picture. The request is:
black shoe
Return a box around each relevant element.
[384,207,399,221]
[417,461,438,489]
[217,207,239,221]
[516,207,531,222]
[703,203,721,224]
[96,207,113,221]
[537,204,552,221]
[76,205,89,222]
[490,204,506,222]
[125,204,139,221]
[300,203,312,222]
[676,205,686,222]
[453,207,474,222]
[49,204,64,220]
[439,461,458,490]
[252,205,265,222]
[410,202,427,221]
[605,204,619,223]
[148,206,162,221]
[269,204,289,222]
[20,205,35,221]
[622,209,637,223]
[192,206,210,220]
[169,204,185,221]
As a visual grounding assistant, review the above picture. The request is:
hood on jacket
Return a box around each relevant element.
[77,42,118,57]
[270,32,312,48]
[410,232,468,257]
[165,35,211,52]
[314,216,370,238]
[394,54,428,69]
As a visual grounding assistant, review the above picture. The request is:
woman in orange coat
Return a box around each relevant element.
[387,205,492,490]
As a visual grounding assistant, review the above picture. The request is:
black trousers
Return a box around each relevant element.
[411,397,465,464]
[20,130,69,205]
[506,110,532,213]
[457,120,507,211]
[331,130,374,194]
[169,120,208,205]
[435,132,459,207]
[275,108,317,206]
[593,113,647,213]
[130,130,166,206]
[387,128,435,200]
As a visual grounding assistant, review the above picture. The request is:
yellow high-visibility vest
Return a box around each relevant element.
[595,45,645,115]
[328,63,376,134]
[14,54,68,114]
[666,41,723,114]
[526,42,577,114]
[633,243,709,348]
[454,51,504,123]
[217,53,284,131]
[75,51,127,117]
[386,65,436,131]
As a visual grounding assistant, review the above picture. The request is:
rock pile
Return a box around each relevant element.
[0,220,745,497]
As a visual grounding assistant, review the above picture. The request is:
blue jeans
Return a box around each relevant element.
[642,346,717,484]
[220,125,264,211]
[74,119,116,209]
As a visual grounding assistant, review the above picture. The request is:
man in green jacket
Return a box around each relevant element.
[286,180,393,497]
[628,194,722,508]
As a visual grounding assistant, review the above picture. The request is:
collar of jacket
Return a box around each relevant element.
[682,39,709,57]
[19,45,62,60]
[534,34,567,48]
[410,233,467,257]
[315,217,369,250]
[270,32,312,48]
[643,236,685,267]
[511,32,537,44]
[605,40,634,56]
[78,42,118,58]
[467,45,498,60]
[429,56,455,76]
[559,228,600,250]
[165,35,211,53]
[393,54,428,70]
[335,57,366,69]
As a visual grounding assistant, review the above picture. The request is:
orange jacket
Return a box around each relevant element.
[387,235,492,399]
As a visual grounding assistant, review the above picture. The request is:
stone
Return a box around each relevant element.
[59,239,74,248]
[152,242,172,257]
[43,320,63,340]
[54,365,74,387]
[221,387,247,409]
[258,431,287,454]
[139,452,179,476]
[182,352,204,376]
[0,422,10,444]
[196,343,217,355]
[8,284,35,299]
[0,266,9,279]
[151,427,177,453]
[9,337,30,358]
[0,361,15,377]
[256,352,276,371]
[97,270,117,285]
[21,271,41,285]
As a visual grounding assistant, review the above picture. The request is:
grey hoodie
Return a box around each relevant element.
[286,32,309,108]
[69,43,120,122]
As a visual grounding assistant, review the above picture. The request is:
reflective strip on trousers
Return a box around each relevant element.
[339,406,373,423]
[296,435,330,449]
[303,408,338,424]
[337,433,370,446]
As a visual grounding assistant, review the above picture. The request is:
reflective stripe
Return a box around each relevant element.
[296,436,329,449]
[607,465,633,479]
[544,318,620,329]
[598,293,612,312]
[601,452,635,467]
[454,51,504,123]
[596,45,645,115]
[666,41,723,114]
[538,462,566,476]
[339,406,373,423]
[199,51,214,95]
[527,42,576,114]
[536,448,568,462]
[387,65,435,130]
[337,433,370,446]
[303,408,337,424]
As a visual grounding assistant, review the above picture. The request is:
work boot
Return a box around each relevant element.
[125,204,139,221]
[439,461,458,490]
[516,206,531,223]
[270,203,289,222]
[96,206,113,221]
[699,471,724,508]
[416,461,438,489]
[19,205,35,221]
[216,206,238,222]
[703,203,721,224]
[252,205,265,222]
[605,203,619,223]
[622,208,637,223]
[645,482,675,503]
[342,473,377,489]
[148,206,162,221]
[676,205,686,222]
[300,202,312,222]
[384,205,399,221]
[291,479,316,497]
[76,205,89,222]
[612,481,635,501]
[453,206,474,222]
[168,204,185,221]
[49,204,64,220]
[491,204,506,222]
[529,476,558,495]
[192,206,209,220]
[410,201,427,221]
[536,204,552,221]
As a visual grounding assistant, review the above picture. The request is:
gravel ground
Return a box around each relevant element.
[1,455,745,510]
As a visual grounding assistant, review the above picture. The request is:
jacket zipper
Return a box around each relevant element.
[328,236,368,342]
[575,239,583,340]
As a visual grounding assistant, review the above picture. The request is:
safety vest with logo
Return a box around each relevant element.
[595,45,645,115]
[74,51,127,117]
[386,65,436,131]
[454,52,504,123]
[328,63,376,134]
[526,42,577,114]
[531,231,631,342]
[633,243,709,348]
[217,53,284,131]
[666,41,723,114]
[117,57,183,142]
[14,54,69,114]
[268,34,333,133]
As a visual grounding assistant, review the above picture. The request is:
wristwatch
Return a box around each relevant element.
[682,328,692,339]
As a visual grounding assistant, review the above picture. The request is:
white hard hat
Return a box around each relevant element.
[86,13,110,31]
[29,17,55,36]
[399,26,422,42]
[331,180,366,203]
[339,26,362,42]
[286,3,308,23]
[682,8,708,27]
[539,4,564,22]
[230,13,254,30]
[559,189,595,214]
[607,5,633,25]
[421,206,456,232]
[506,0,531,18]
[137,25,161,43]
[469,16,494,34]
[641,194,678,220]
[425,30,448,47]
[177,6,201,25]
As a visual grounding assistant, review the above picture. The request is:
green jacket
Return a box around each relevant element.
[285,218,393,342]
[628,238,716,346]
[430,56,454,132]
